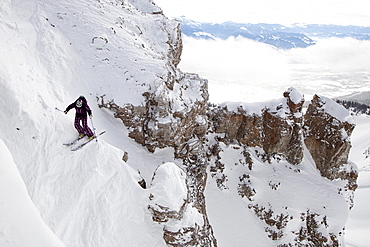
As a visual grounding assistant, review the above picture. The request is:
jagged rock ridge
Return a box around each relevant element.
[87,3,358,245]
[102,82,357,246]
[206,90,357,246]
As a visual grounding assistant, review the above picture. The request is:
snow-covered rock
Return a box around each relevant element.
[208,87,305,165]
[304,95,356,185]
[148,163,208,246]
[206,90,356,246]
[149,162,188,222]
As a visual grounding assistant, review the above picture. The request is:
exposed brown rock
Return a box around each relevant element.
[98,73,209,155]
[207,88,304,165]
[303,95,356,181]
[238,174,256,200]
[208,106,263,147]
[177,139,218,246]
[292,210,340,247]
[166,21,183,68]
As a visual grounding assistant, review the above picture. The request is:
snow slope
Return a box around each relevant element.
[345,115,370,247]
[0,0,179,246]
[0,139,65,247]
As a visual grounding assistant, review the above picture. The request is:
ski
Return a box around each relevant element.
[71,131,106,151]
[63,136,85,146]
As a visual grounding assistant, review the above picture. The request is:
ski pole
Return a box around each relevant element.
[90,117,98,142]
[55,107,64,112]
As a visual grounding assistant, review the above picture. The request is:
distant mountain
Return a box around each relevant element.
[293,24,370,40]
[180,18,370,49]
[335,91,370,106]
[335,91,370,115]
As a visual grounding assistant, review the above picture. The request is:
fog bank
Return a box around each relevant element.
[179,36,370,103]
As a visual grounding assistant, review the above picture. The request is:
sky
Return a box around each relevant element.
[154,0,370,26]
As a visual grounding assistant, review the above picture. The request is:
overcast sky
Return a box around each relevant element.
[154,0,370,26]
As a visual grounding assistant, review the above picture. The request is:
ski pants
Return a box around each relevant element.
[74,114,94,137]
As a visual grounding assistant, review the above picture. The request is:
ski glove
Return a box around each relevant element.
[64,110,68,114]
[89,115,93,119]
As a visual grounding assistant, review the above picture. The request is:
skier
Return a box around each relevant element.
[64,96,95,140]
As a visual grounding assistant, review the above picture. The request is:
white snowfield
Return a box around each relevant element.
[0,0,369,246]
[0,139,65,247]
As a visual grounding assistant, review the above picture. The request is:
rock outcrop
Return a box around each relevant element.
[303,95,355,181]
[103,69,358,245]
[99,72,208,155]
[303,94,358,208]
[208,87,305,165]
[204,90,357,246]
[99,11,214,246]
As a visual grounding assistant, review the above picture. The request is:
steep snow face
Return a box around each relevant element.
[35,0,180,106]
[0,139,65,247]
[346,115,370,246]
[0,0,186,246]
[205,143,350,246]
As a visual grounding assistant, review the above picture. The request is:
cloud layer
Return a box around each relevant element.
[179,36,370,103]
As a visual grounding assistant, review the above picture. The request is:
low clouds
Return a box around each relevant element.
[179,36,370,103]
[288,38,370,72]
[180,36,288,82]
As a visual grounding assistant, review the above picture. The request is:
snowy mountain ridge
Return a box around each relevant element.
[0,0,365,246]
[180,18,370,49]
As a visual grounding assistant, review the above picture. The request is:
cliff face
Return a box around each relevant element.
[206,90,356,246]
[303,95,357,187]
[99,72,208,154]
[208,88,304,165]
[104,74,357,246]
[87,1,357,246]
[98,4,214,245]
[303,95,357,209]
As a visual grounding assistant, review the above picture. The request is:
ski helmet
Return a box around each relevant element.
[78,95,87,102]
[76,99,83,108]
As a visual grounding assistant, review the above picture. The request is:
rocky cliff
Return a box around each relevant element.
[208,88,305,165]
[303,95,357,191]
[205,90,357,246]
[103,78,357,246]
[97,2,214,244]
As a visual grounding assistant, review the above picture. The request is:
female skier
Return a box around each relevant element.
[64,96,95,140]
